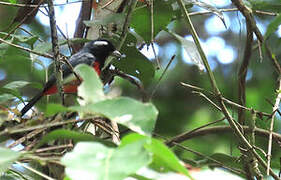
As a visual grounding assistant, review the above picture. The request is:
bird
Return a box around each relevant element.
[20,39,121,116]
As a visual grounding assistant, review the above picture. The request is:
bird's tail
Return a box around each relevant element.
[21,91,44,116]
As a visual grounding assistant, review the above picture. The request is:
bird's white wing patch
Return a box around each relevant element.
[93,40,108,46]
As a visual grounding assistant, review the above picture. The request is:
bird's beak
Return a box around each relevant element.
[112,50,125,59]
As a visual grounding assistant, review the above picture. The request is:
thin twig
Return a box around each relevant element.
[0,37,52,58]
[166,125,281,146]
[231,0,281,74]
[118,0,138,50]
[18,27,44,42]
[267,78,281,175]
[35,144,73,153]
[166,117,226,146]
[8,128,46,148]
[150,55,176,99]
[176,0,279,178]
[173,142,246,175]
[155,133,246,175]
[3,0,44,40]
[149,0,160,69]
[0,118,88,136]
[15,161,55,180]
[0,0,85,7]
[193,91,222,111]
[181,82,272,117]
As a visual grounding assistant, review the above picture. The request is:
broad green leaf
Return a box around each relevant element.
[70,97,158,136]
[61,141,152,180]
[116,33,155,85]
[0,94,14,103]
[45,103,69,116]
[0,81,30,102]
[131,0,173,42]
[129,174,153,180]
[3,81,30,89]
[121,134,192,179]
[36,129,116,148]
[265,14,281,39]
[0,147,21,173]
[75,64,105,105]
[0,88,22,102]
[169,31,204,71]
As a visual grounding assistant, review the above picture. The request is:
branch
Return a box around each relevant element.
[238,18,253,125]
[176,0,279,178]
[47,0,64,104]
[267,78,281,175]
[0,37,52,59]
[231,0,281,74]
[3,0,44,39]
[166,125,281,146]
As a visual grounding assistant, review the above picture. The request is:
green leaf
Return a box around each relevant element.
[0,88,22,102]
[75,64,105,105]
[116,33,155,85]
[121,134,192,179]
[265,14,281,39]
[9,0,17,4]
[36,129,116,148]
[0,81,30,102]
[45,103,69,116]
[168,31,204,71]
[70,97,158,136]
[131,0,174,42]
[61,140,152,180]
[0,147,21,173]
[0,94,14,103]
[3,81,30,89]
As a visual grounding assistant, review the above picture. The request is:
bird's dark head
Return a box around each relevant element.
[83,39,121,65]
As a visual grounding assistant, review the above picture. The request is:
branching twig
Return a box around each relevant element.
[176,0,279,178]
[231,0,281,74]
[181,82,272,117]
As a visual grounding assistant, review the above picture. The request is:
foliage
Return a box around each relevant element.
[0,0,281,179]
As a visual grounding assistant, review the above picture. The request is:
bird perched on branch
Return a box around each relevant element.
[20,39,121,116]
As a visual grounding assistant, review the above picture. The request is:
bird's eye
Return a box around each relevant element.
[93,41,108,46]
